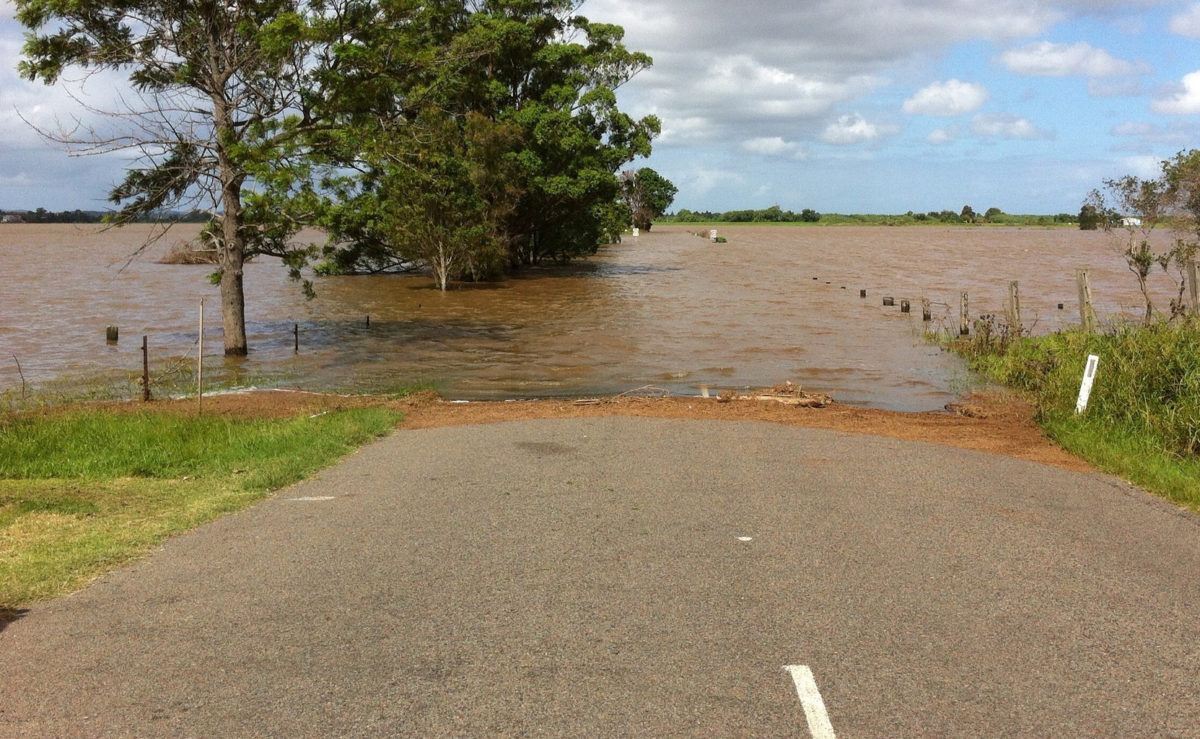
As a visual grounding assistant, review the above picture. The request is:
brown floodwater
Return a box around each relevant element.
[0,223,1184,410]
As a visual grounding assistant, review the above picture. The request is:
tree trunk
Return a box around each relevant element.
[1137,273,1153,327]
[214,98,249,355]
[219,238,248,355]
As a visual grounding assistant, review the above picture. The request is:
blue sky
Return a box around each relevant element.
[3,0,1200,214]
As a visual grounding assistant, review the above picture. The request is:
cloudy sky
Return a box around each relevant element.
[3,0,1200,213]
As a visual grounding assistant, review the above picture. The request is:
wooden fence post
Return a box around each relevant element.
[197,299,204,413]
[1188,259,1198,317]
[1006,280,1022,336]
[1076,269,1097,333]
[959,291,970,336]
[141,335,151,402]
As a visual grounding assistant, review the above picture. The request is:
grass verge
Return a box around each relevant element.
[0,405,401,609]
[950,320,1200,511]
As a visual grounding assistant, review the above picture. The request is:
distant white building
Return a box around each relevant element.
[1121,217,1143,227]
[1,214,25,224]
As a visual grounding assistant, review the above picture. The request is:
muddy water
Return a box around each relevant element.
[0,223,1184,410]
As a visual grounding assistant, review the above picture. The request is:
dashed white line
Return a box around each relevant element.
[784,664,837,739]
[287,496,336,502]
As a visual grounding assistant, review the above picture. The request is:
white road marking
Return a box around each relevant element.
[737,536,753,542]
[784,665,837,739]
[287,496,336,502]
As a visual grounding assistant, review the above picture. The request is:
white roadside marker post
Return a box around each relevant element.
[1075,354,1100,414]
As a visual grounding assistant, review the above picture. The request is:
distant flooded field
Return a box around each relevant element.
[0,223,1182,411]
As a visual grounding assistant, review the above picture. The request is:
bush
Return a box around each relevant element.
[960,322,1200,457]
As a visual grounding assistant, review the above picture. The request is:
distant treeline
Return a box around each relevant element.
[669,206,820,223]
[0,208,210,224]
[663,205,1079,226]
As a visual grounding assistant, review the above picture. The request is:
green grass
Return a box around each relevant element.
[950,320,1200,510]
[0,405,401,608]
[1040,414,1200,508]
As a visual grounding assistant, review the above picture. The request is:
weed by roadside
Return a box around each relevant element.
[0,405,401,608]
[947,320,1200,510]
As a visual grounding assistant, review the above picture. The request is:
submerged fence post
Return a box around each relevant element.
[921,298,932,322]
[1006,280,1022,336]
[106,326,119,343]
[141,335,150,402]
[197,299,205,413]
[294,323,299,353]
[959,291,970,336]
[1076,269,1097,333]
[1188,259,1198,317]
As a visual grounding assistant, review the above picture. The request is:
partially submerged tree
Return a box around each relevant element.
[1086,150,1200,323]
[16,0,330,355]
[1160,150,1200,317]
[620,167,677,231]
[1078,203,1103,230]
[315,0,659,287]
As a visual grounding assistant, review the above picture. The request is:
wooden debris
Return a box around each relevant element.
[714,381,832,408]
[945,403,989,419]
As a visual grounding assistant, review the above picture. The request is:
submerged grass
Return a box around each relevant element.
[0,405,401,609]
[951,320,1200,510]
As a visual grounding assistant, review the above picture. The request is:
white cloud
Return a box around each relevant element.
[903,79,989,116]
[654,115,717,145]
[1112,121,1155,137]
[1118,155,1165,180]
[0,172,31,186]
[1152,71,1200,114]
[927,127,959,145]
[1086,77,1144,98]
[685,165,745,197]
[1169,4,1200,39]
[741,136,808,159]
[696,56,882,120]
[999,41,1145,77]
[576,0,1064,151]
[821,114,896,145]
[970,113,1051,140]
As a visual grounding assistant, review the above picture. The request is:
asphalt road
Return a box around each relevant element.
[2,418,1199,737]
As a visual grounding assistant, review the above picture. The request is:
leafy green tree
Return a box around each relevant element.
[315,0,659,287]
[16,0,328,355]
[620,167,678,231]
[800,208,821,222]
[1084,154,1200,322]
[1159,150,1200,316]
[1085,176,1165,324]
[961,205,977,223]
[1078,204,1103,230]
